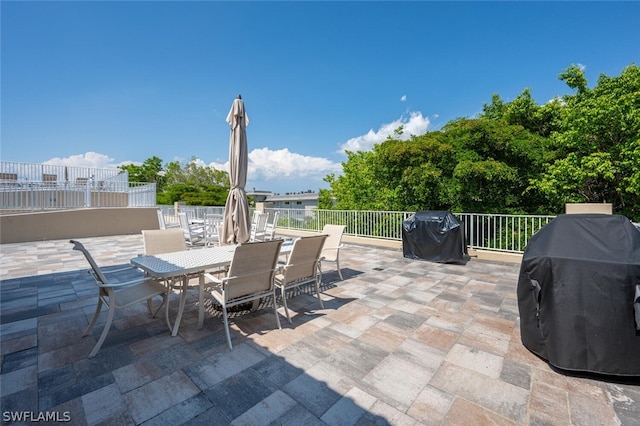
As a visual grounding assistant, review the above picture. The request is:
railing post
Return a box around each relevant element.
[469,213,475,249]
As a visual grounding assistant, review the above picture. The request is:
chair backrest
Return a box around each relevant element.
[157,209,167,229]
[321,225,345,261]
[258,212,269,229]
[178,212,194,234]
[183,209,196,221]
[251,210,262,224]
[70,240,108,285]
[225,240,283,300]
[266,212,280,239]
[283,235,327,283]
[250,211,269,240]
[142,229,186,255]
[205,214,223,245]
[267,211,279,226]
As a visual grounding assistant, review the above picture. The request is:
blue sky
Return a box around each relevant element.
[2,1,639,194]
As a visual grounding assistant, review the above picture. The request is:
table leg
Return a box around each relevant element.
[172,275,188,336]
[198,273,205,329]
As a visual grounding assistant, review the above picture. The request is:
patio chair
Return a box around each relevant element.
[249,211,269,242]
[319,224,346,281]
[178,212,205,246]
[203,239,283,350]
[264,211,280,241]
[142,228,186,255]
[70,240,169,358]
[157,209,179,230]
[142,228,205,314]
[274,234,328,324]
[204,214,223,247]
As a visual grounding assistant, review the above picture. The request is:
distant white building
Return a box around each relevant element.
[247,189,319,210]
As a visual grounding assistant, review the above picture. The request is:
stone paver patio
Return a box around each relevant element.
[1,234,639,425]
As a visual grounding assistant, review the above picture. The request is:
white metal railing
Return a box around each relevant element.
[1,180,156,213]
[146,206,559,254]
[456,213,556,253]
[262,208,555,253]
[1,161,128,185]
[158,205,226,226]
[0,161,158,213]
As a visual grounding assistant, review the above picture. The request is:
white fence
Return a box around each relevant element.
[0,161,157,213]
[1,161,129,185]
[159,205,557,253]
[1,181,157,213]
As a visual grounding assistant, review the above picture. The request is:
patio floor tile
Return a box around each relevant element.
[1,234,638,424]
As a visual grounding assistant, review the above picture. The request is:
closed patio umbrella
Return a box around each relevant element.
[222,95,251,245]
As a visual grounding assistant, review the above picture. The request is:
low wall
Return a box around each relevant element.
[0,208,159,244]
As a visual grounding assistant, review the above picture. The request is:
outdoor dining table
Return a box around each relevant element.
[130,240,294,336]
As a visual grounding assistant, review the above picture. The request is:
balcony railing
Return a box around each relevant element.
[1,160,157,213]
[159,205,557,254]
[1,180,156,213]
[1,161,128,182]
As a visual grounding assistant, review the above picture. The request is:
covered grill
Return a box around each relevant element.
[517,214,640,376]
[402,211,469,264]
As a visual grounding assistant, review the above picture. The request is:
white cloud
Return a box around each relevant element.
[190,158,209,168]
[40,111,429,193]
[546,96,566,106]
[400,95,407,102]
[338,111,430,154]
[42,152,137,169]
[42,149,340,189]
[207,147,342,182]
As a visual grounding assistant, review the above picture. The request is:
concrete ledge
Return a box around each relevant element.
[467,248,522,264]
[1,208,159,244]
[565,203,612,214]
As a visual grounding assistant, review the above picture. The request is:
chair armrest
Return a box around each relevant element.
[104,265,139,274]
[99,276,153,289]
[204,272,224,285]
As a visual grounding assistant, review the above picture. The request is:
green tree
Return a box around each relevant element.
[559,63,588,95]
[323,150,383,210]
[482,89,562,138]
[164,157,228,187]
[321,63,640,220]
[119,156,166,190]
[156,183,228,206]
[318,185,335,209]
[441,118,548,213]
[531,64,640,219]
[159,157,230,206]
[325,117,549,214]
[121,156,231,206]
[370,132,454,211]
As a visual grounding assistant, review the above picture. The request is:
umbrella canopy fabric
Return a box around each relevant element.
[222,96,251,245]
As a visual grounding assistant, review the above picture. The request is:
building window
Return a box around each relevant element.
[296,201,302,205]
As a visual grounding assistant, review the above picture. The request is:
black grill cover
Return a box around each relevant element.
[402,211,469,264]
[517,214,640,376]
